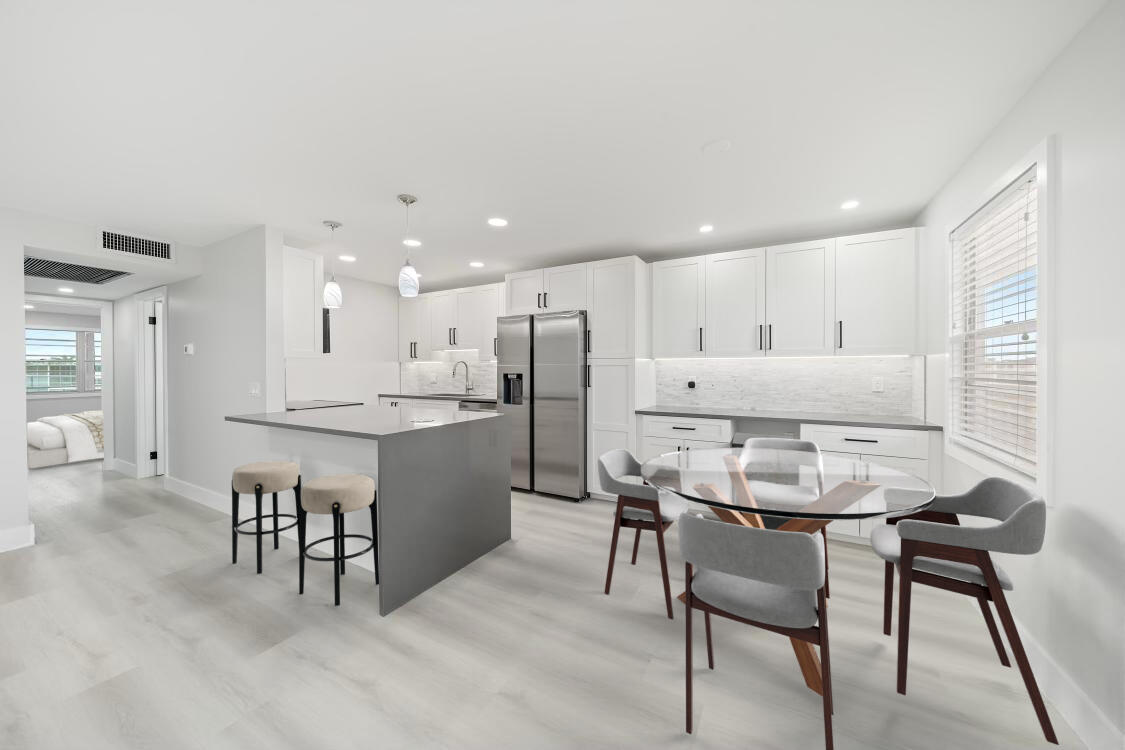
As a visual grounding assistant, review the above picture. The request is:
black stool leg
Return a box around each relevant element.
[297,505,307,595]
[339,513,346,576]
[254,484,263,574]
[370,501,379,585]
[332,503,341,606]
[231,486,239,564]
[272,492,279,549]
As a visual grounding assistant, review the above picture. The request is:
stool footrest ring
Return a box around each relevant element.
[235,514,298,535]
[303,533,375,562]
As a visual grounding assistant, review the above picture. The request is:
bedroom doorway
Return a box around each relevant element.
[135,289,167,479]
[23,294,114,471]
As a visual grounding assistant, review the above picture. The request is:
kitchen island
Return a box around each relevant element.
[225,404,510,615]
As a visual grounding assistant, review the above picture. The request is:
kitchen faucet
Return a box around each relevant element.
[452,360,474,394]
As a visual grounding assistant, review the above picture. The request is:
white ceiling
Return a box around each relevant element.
[0,0,1104,291]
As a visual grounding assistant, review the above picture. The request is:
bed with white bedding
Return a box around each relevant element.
[27,410,104,468]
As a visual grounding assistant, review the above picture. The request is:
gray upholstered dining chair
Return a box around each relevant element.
[739,437,831,594]
[600,448,688,619]
[680,512,833,749]
[871,477,1055,743]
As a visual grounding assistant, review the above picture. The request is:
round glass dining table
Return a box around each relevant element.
[640,447,935,522]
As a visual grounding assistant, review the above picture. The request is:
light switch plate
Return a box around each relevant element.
[183,343,194,355]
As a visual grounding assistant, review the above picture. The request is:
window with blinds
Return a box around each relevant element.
[25,329,102,394]
[950,164,1039,476]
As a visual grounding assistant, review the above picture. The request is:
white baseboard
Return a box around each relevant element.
[162,475,228,514]
[0,523,36,554]
[109,458,137,477]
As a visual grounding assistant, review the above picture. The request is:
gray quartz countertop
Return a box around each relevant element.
[379,392,497,404]
[636,404,942,431]
[226,404,501,440]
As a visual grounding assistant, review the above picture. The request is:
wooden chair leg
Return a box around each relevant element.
[896,544,915,695]
[272,492,280,549]
[883,561,894,636]
[979,553,1057,744]
[819,589,834,749]
[630,527,642,565]
[604,499,624,595]
[231,487,239,564]
[654,518,673,620]
[254,485,263,574]
[977,596,1011,667]
[704,611,714,669]
[685,564,693,734]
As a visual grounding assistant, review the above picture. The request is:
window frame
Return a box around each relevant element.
[944,138,1054,499]
[25,326,103,397]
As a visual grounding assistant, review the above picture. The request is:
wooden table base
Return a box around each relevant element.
[688,468,879,696]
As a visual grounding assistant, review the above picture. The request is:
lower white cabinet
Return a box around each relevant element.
[378,396,459,414]
[639,415,734,462]
[587,359,636,496]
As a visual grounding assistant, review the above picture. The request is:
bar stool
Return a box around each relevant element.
[231,461,300,574]
[297,474,378,606]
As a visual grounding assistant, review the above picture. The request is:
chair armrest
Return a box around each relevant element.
[897,507,1042,554]
[927,492,978,516]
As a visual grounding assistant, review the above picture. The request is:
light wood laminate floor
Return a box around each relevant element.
[0,462,1081,749]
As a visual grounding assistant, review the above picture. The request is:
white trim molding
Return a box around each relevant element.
[0,523,36,554]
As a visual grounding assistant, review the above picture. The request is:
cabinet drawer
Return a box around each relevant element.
[800,423,927,460]
[642,416,733,443]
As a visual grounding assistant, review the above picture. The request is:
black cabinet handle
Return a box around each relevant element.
[586,364,591,389]
[672,426,696,431]
[453,327,457,345]
[493,337,498,356]
[768,324,773,350]
[837,320,843,349]
[698,327,703,352]
[758,324,763,351]
[843,438,878,443]
[537,293,542,309]
[586,329,591,353]
[544,292,549,308]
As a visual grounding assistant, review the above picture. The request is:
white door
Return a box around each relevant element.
[282,246,323,357]
[505,270,543,314]
[587,258,634,358]
[478,284,502,360]
[455,288,481,351]
[766,239,836,356]
[428,292,457,350]
[543,263,588,312]
[652,256,705,357]
[705,248,767,357]
[835,228,917,355]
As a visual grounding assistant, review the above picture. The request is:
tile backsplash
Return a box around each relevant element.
[400,361,498,398]
[654,356,924,417]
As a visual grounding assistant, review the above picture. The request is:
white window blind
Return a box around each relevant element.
[950,164,1038,476]
[25,329,102,394]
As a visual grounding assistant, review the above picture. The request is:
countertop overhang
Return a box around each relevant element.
[378,392,497,404]
[636,404,942,431]
[226,404,501,440]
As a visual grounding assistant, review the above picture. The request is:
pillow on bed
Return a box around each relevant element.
[27,421,65,451]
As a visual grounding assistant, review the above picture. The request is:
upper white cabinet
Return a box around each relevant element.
[651,256,705,357]
[505,263,588,314]
[282,246,324,357]
[398,282,504,362]
[766,238,836,356]
[834,228,917,355]
[705,248,767,357]
[587,256,649,359]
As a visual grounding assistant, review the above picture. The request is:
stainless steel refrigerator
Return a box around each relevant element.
[496,311,587,499]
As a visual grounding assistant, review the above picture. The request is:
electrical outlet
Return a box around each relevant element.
[872,377,885,393]
[429,373,438,385]
[183,343,194,355]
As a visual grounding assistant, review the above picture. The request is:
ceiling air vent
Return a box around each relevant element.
[102,230,173,260]
[24,256,132,285]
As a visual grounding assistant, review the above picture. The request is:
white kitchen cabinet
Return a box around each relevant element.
[834,228,917,355]
[455,288,483,351]
[409,398,460,413]
[398,295,430,362]
[543,263,588,312]
[477,283,503,360]
[766,239,836,356]
[705,248,767,357]
[587,359,635,496]
[640,436,684,462]
[651,256,706,357]
[282,246,323,357]
[505,269,543,315]
[587,256,648,359]
[428,291,458,350]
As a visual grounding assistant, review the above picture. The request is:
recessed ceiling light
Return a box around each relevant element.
[840,199,860,210]
[24,304,34,310]
[58,287,74,294]
[339,254,356,262]
[699,224,714,234]
[469,261,484,268]
[403,238,422,248]
[487,217,508,227]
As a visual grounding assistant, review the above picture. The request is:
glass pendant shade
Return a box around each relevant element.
[323,278,343,308]
[398,263,420,297]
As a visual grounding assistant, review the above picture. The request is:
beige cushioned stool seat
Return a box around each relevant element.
[301,474,375,514]
[232,461,299,495]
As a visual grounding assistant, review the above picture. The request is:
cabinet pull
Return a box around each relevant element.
[544,292,549,308]
[843,437,878,443]
[671,426,696,431]
[759,324,763,351]
[586,329,591,353]
[453,327,457,345]
[537,292,542,309]
[768,324,773,350]
[837,320,843,349]
[586,364,591,389]
[410,342,415,358]
[493,337,498,356]
[698,327,703,352]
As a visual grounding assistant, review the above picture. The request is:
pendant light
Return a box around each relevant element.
[397,194,421,298]
[322,220,343,308]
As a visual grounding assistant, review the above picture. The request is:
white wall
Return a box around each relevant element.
[917,1,1125,745]
[27,396,102,422]
[24,311,100,330]
[0,246,33,552]
[284,274,400,406]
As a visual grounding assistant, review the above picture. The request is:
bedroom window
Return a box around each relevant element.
[25,329,102,394]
